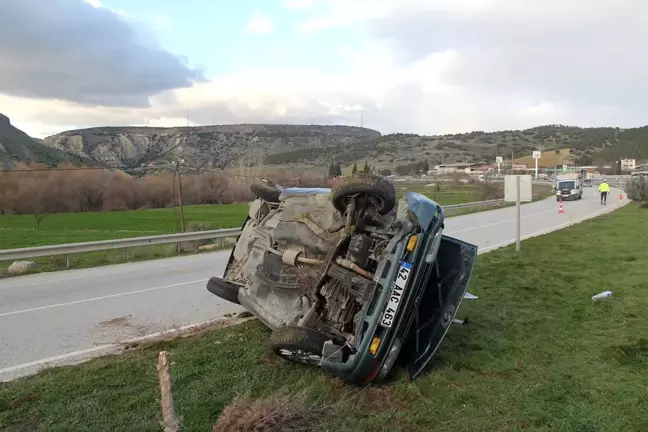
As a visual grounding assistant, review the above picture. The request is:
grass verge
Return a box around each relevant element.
[2,203,646,431]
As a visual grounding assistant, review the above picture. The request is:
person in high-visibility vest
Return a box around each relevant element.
[598,180,610,205]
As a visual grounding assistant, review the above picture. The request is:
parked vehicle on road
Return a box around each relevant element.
[206,174,478,385]
[555,173,584,201]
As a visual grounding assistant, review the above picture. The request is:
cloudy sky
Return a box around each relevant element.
[0,0,646,138]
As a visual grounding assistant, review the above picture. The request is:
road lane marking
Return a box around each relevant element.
[0,316,256,381]
[0,279,208,318]
[0,251,229,290]
[478,199,626,253]
[447,208,556,235]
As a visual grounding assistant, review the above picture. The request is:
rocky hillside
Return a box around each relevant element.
[43,124,381,172]
[0,114,85,167]
[33,122,648,172]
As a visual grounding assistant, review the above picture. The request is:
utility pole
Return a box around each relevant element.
[172,160,186,232]
[360,110,364,127]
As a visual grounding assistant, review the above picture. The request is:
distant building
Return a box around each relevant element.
[621,159,637,170]
[433,163,480,174]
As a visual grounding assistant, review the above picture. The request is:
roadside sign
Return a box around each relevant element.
[504,175,532,252]
[532,151,541,159]
[495,156,503,164]
[562,164,568,171]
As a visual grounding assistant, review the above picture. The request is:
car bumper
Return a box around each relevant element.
[557,194,578,200]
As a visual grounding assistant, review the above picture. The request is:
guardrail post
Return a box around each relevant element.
[125,248,130,261]
[65,254,70,269]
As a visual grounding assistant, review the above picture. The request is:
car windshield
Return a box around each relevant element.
[584,179,592,184]
[558,181,575,189]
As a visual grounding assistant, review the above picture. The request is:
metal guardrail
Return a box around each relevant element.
[443,198,505,210]
[0,228,242,265]
[0,198,531,265]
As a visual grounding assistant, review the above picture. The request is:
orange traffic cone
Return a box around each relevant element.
[558,201,565,214]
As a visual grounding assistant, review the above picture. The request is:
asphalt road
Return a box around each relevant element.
[0,188,628,381]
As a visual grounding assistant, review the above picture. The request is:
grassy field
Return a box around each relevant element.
[2,203,645,432]
[0,183,552,276]
[513,148,572,168]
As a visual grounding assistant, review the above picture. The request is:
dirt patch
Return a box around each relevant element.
[9,395,38,409]
[98,315,133,327]
[356,387,406,411]
[212,393,326,432]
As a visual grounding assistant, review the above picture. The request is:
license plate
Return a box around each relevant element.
[380,262,413,328]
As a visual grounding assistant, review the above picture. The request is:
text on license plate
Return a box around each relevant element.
[380,262,413,328]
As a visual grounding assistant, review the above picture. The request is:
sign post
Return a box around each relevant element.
[505,175,532,252]
[496,156,503,175]
[532,151,541,179]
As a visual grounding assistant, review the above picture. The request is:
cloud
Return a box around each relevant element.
[0,0,203,107]
[4,0,648,142]
[244,11,274,35]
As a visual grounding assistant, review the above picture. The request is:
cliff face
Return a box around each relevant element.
[0,113,83,167]
[43,124,383,170]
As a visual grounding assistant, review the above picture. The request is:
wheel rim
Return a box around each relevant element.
[278,348,322,365]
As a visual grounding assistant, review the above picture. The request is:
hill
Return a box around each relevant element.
[36,122,648,172]
[513,148,573,168]
[0,114,85,167]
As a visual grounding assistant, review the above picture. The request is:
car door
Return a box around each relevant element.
[401,235,478,380]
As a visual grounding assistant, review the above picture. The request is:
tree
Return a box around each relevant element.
[363,161,370,173]
[616,159,622,175]
[328,163,336,177]
[352,163,358,174]
[334,163,342,177]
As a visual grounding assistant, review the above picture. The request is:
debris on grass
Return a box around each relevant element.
[212,393,326,432]
[157,351,180,432]
[592,290,613,301]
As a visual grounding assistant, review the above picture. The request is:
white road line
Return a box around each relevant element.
[0,316,257,379]
[447,207,556,235]
[0,252,227,291]
[478,200,626,253]
[0,279,208,318]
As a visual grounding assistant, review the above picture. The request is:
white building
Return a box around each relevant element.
[621,159,636,170]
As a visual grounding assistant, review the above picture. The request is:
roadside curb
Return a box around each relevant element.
[0,315,258,382]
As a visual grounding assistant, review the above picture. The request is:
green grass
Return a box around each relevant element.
[0,183,551,277]
[0,204,249,277]
[2,204,646,431]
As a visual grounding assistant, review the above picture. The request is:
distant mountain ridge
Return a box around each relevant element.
[3,114,647,172]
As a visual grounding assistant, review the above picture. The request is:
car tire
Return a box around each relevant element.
[250,178,282,203]
[269,325,330,366]
[206,276,241,305]
[330,173,396,215]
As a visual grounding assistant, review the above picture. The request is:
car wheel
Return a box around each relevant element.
[250,178,282,203]
[206,276,241,305]
[330,173,396,215]
[269,326,330,366]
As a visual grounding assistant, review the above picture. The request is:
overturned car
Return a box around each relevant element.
[206,173,478,384]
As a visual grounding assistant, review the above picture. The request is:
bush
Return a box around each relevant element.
[477,181,502,200]
[0,163,332,216]
[626,177,648,202]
